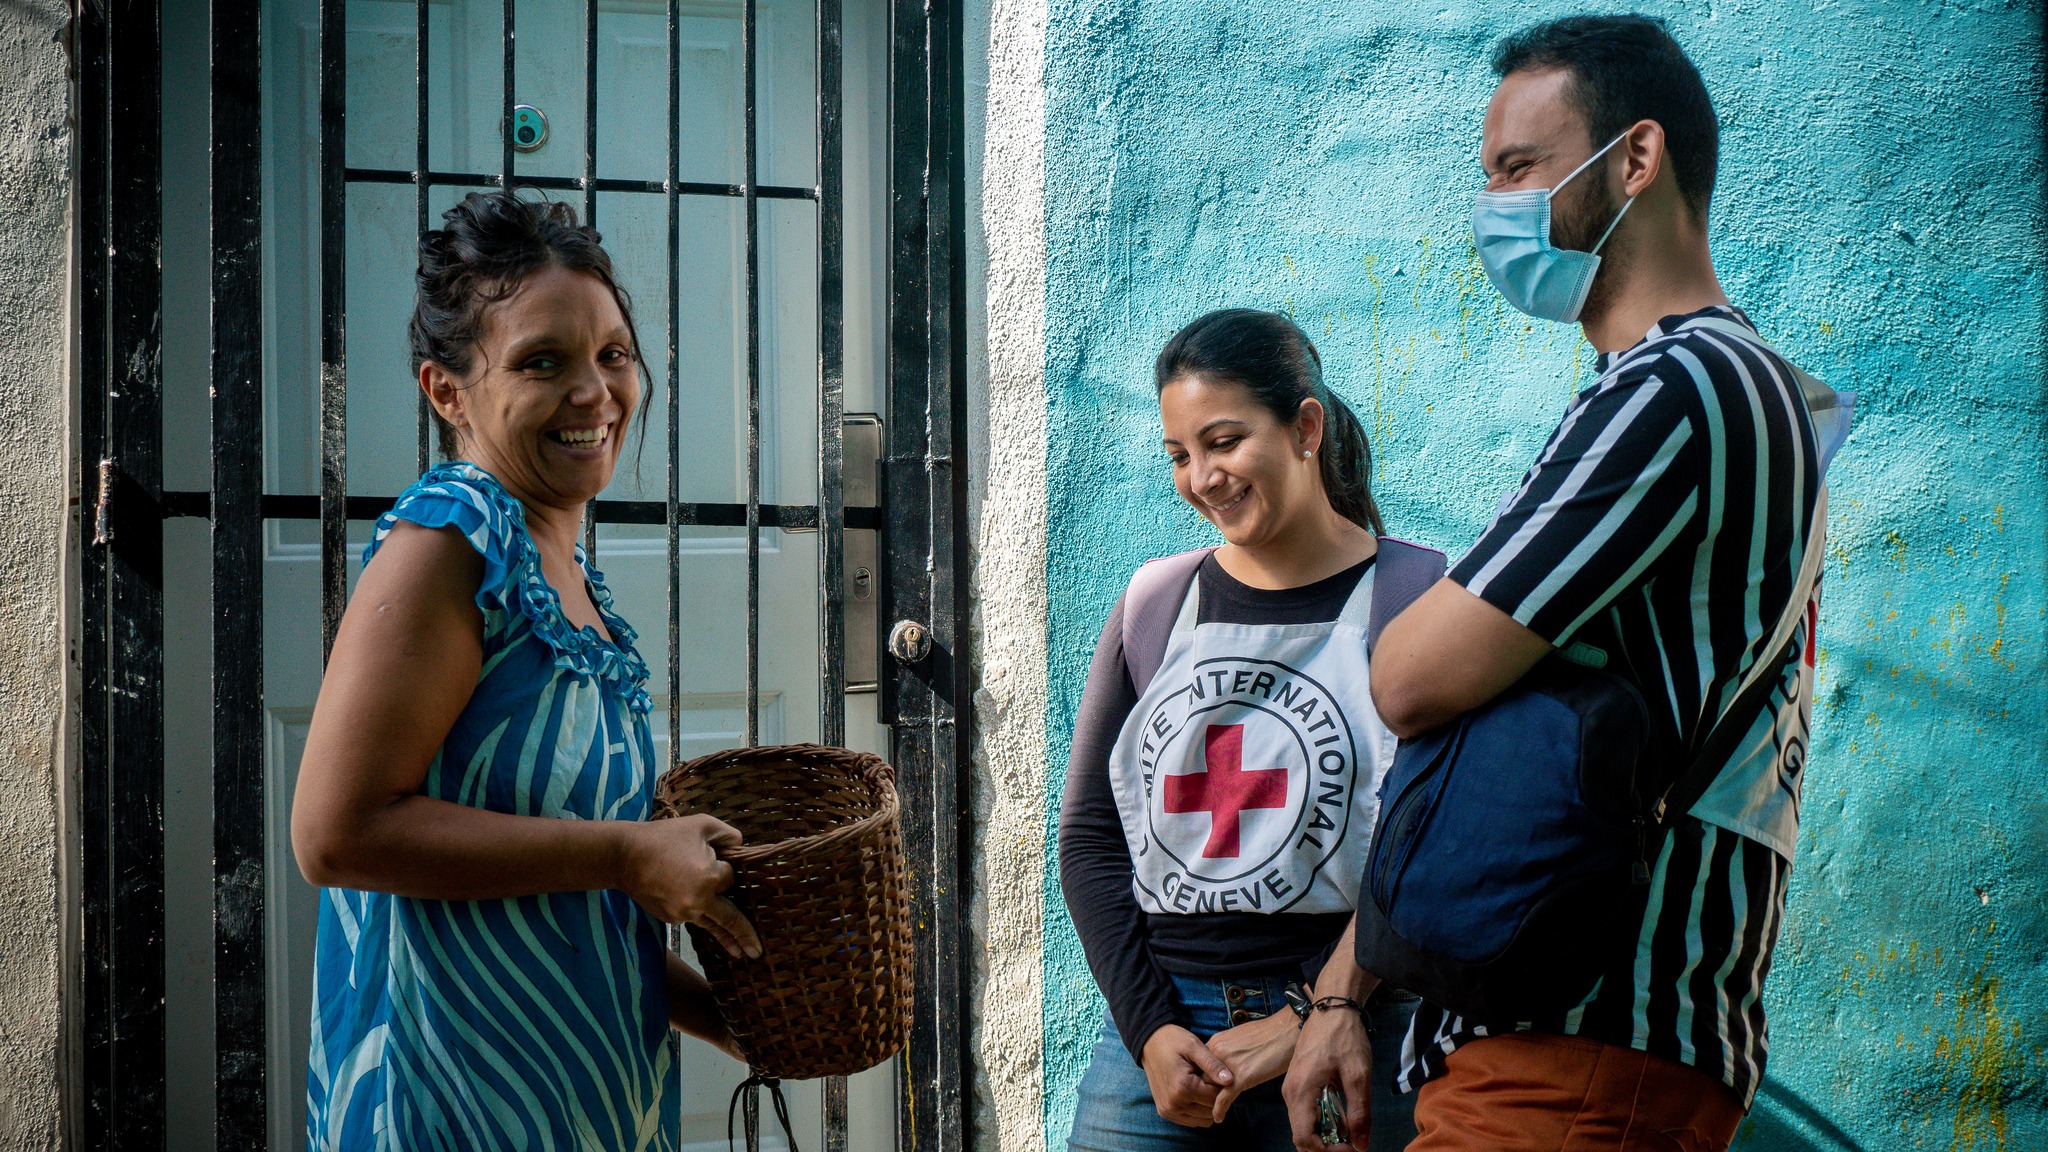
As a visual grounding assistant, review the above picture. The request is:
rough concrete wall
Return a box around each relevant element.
[966,0,1053,1143]
[1034,1,2047,1149]
[0,1,72,1148]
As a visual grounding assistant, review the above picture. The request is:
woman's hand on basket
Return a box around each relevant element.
[618,814,762,959]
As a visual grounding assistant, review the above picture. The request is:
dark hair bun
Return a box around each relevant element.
[409,191,645,458]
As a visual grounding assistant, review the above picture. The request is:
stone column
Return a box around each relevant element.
[0,1,76,1147]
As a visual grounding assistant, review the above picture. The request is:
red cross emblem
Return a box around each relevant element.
[1163,724,1291,858]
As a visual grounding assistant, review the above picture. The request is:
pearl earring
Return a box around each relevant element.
[1304,450,1313,458]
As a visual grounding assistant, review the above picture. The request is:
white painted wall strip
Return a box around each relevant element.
[966,0,1050,1142]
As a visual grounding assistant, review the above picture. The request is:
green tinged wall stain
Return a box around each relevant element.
[1942,968,2019,1151]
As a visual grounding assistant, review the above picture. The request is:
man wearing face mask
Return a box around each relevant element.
[1282,15,1851,1152]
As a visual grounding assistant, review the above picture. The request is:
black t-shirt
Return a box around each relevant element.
[1057,552,1374,1061]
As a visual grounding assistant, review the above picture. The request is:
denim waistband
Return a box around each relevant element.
[1166,972,1288,1039]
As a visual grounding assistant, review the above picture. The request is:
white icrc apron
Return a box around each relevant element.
[1108,565,1398,917]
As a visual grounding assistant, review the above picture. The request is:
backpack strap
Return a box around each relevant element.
[1121,548,1215,697]
[1651,486,1830,827]
[1367,537,1447,656]
[1123,539,1447,697]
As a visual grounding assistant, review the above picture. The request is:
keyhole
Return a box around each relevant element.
[888,620,931,664]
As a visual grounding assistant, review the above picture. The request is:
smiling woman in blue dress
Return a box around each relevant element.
[291,191,758,1151]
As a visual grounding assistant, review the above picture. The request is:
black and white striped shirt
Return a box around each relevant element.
[1395,306,1823,1108]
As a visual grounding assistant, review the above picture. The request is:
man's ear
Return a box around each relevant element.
[421,361,468,437]
[1619,119,1665,199]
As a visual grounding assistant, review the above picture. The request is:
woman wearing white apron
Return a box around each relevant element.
[1061,309,1431,1151]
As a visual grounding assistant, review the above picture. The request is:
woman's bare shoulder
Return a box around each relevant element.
[350,519,488,638]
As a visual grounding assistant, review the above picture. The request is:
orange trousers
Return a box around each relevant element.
[1407,1032,1744,1152]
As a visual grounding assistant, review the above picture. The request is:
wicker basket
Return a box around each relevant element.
[652,744,912,1080]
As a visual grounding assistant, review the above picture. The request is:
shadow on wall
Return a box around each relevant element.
[1734,1079,1869,1152]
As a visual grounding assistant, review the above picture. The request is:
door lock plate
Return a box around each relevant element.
[843,414,883,691]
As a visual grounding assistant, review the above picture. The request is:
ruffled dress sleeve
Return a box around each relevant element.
[362,462,525,618]
[362,461,654,714]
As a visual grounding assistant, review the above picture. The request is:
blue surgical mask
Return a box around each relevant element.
[1472,131,1636,323]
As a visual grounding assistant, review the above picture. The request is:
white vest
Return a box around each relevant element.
[1108,567,1397,916]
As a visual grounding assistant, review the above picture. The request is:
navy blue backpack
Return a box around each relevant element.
[1353,654,1659,1022]
[1354,495,1826,1024]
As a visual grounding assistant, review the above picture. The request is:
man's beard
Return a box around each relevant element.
[1551,162,1629,323]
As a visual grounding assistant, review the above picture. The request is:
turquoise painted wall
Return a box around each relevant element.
[1036,1,2046,1148]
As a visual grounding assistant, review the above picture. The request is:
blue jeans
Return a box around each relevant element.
[1069,973,1419,1152]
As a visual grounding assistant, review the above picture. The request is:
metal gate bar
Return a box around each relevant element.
[211,0,270,1143]
[666,0,685,766]
[743,0,764,747]
[164,493,876,530]
[815,0,848,799]
[415,0,431,472]
[500,0,515,187]
[581,0,602,560]
[815,0,849,1141]
[76,1,166,1146]
[886,0,972,1146]
[344,166,818,200]
[320,0,348,657]
[582,0,599,231]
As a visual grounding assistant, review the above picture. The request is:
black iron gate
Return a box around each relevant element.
[73,0,969,1147]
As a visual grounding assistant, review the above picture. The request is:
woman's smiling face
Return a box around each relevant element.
[424,262,641,510]
[1159,372,1325,549]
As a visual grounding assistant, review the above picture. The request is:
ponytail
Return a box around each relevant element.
[1154,308,1385,535]
[1313,390,1386,536]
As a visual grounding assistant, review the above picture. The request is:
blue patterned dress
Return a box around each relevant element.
[307,462,676,1152]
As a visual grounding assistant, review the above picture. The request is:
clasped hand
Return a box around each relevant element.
[1140,1010,1298,1128]
[1280,1003,1373,1151]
